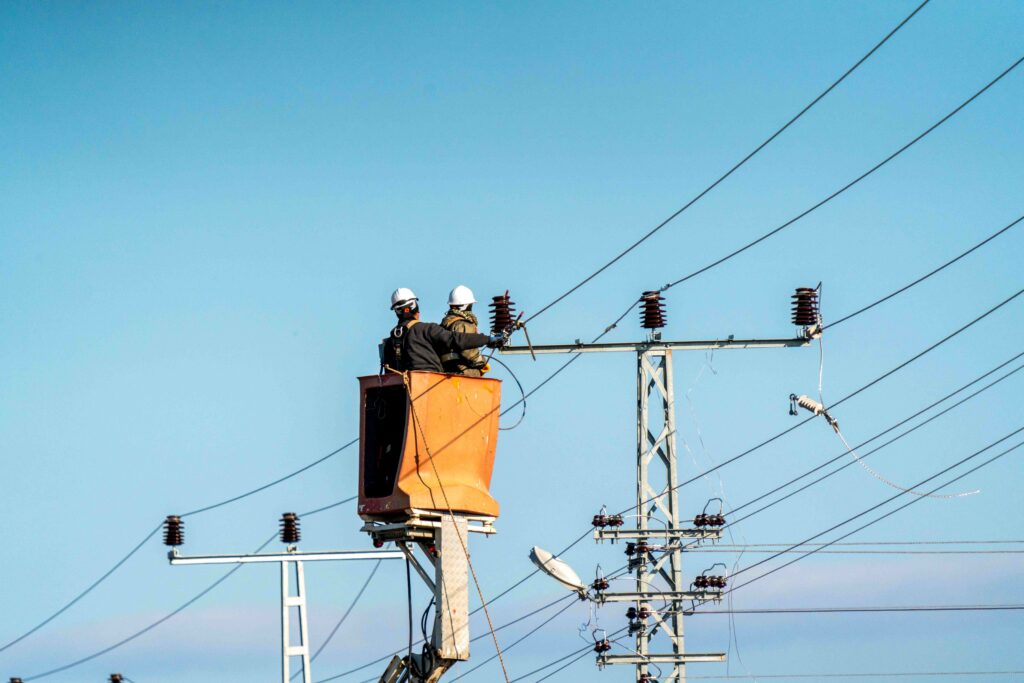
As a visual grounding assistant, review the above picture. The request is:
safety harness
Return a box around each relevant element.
[388,318,420,371]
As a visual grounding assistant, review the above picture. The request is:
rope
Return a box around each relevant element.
[401,372,512,683]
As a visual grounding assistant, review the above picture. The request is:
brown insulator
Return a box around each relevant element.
[280,512,301,544]
[639,291,666,329]
[592,514,608,528]
[694,575,708,588]
[709,514,725,527]
[639,675,657,683]
[11,678,24,683]
[594,639,612,653]
[163,515,184,547]
[592,578,610,591]
[626,606,638,619]
[635,541,650,555]
[489,291,516,336]
[625,542,637,556]
[109,675,124,683]
[693,513,708,527]
[608,514,624,527]
[791,288,820,326]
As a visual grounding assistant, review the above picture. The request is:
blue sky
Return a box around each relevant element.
[1,1,1023,681]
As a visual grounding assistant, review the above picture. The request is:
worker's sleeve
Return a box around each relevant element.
[451,319,486,368]
[425,323,490,352]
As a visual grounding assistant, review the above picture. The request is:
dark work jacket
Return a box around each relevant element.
[381,320,491,373]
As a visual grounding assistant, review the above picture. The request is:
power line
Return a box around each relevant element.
[727,351,1024,520]
[621,287,1024,517]
[330,297,1024,682]
[687,672,1024,680]
[524,0,931,323]
[650,55,1024,296]
[293,560,383,679]
[688,548,1024,555]
[727,359,1024,527]
[0,521,162,655]
[689,604,1024,615]
[448,600,579,681]
[317,594,579,682]
[725,433,1024,595]
[20,495,357,681]
[824,214,1024,330]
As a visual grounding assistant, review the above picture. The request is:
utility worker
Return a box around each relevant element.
[381,287,501,373]
[440,285,489,377]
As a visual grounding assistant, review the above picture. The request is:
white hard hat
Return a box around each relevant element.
[448,285,476,306]
[390,287,418,310]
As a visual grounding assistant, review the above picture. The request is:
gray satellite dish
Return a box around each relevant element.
[530,546,587,597]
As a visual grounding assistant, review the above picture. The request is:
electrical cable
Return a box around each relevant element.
[332,594,579,683]
[289,561,383,679]
[728,350,1024,520]
[620,286,1024,517]
[19,495,357,681]
[181,438,359,517]
[723,432,1024,595]
[449,599,579,681]
[595,54,1024,340]
[824,214,1024,330]
[524,0,931,324]
[689,604,1024,615]
[490,355,527,430]
[21,533,278,681]
[356,308,1024,683]
[685,672,1024,680]
[0,521,162,655]
[727,361,1024,528]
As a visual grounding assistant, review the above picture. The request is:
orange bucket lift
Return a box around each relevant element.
[358,371,503,680]
[357,371,501,523]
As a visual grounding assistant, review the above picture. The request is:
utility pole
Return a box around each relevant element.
[161,513,404,683]
[502,288,819,682]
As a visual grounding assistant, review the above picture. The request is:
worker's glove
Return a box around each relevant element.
[487,335,507,349]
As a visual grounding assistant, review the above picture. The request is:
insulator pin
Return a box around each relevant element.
[489,291,516,336]
[694,575,727,589]
[592,512,624,528]
[280,512,301,544]
[791,287,820,327]
[693,513,726,527]
[639,291,666,330]
[163,515,184,547]
[625,541,650,556]
[626,606,651,620]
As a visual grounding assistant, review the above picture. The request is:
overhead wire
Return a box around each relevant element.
[18,495,357,681]
[686,671,1024,680]
[289,560,383,679]
[25,55,1021,677]
[620,286,1024,518]
[0,521,163,655]
[727,350,1024,522]
[722,431,1024,595]
[824,213,1024,330]
[524,0,932,324]
[317,297,1023,681]
[689,604,1024,615]
[595,54,1024,339]
[727,360,1024,528]
[8,12,1015,668]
